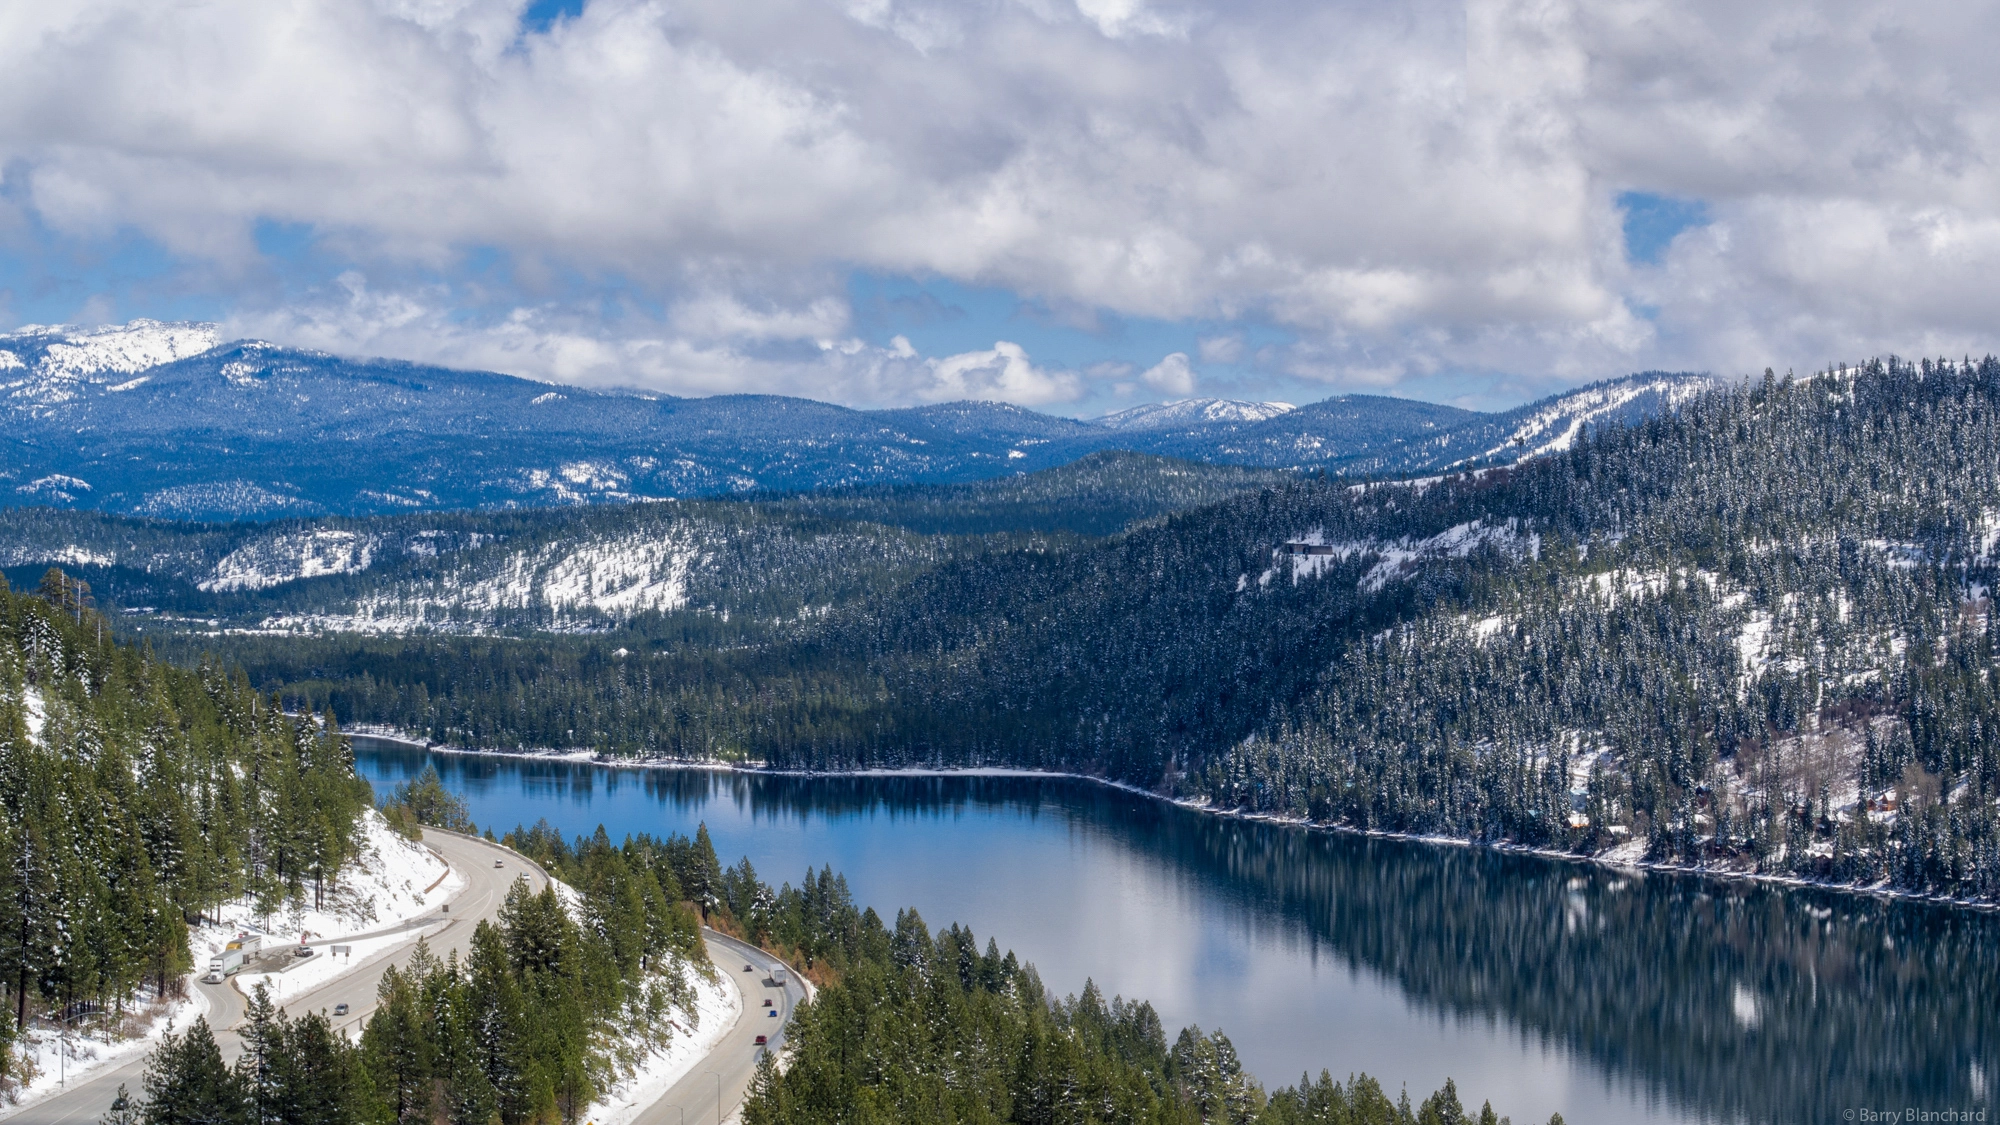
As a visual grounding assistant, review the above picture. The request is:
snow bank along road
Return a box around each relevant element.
[7,830,544,1125]
[637,930,809,1125]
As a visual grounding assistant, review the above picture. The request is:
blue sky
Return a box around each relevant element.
[3,1,1995,414]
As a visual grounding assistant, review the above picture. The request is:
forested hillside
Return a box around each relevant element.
[216,359,2000,905]
[0,452,1282,633]
[0,570,371,1086]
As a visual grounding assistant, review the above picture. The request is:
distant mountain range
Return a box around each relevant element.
[1,319,1715,519]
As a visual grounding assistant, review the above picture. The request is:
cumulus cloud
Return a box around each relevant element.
[5,0,2000,403]
[1141,352,1196,395]
[920,341,1081,405]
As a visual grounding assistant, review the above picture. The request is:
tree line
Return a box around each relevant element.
[0,569,371,1088]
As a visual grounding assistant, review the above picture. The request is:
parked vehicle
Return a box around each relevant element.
[297,945,316,958]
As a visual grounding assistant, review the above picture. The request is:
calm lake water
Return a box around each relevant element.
[354,738,1997,1125]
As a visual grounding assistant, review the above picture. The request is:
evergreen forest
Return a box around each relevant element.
[0,569,372,1086]
[204,359,2000,903]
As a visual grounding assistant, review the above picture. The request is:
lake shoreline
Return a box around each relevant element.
[350,727,1999,915]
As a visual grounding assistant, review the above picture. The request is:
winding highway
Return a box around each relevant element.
[9,829,808,1125]
[8,829,546,1125]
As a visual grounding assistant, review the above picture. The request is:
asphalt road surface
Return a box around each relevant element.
[6,829,546,1125]
[634,930,810,1125]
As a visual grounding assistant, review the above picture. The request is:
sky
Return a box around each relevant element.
[2,1,1997,416]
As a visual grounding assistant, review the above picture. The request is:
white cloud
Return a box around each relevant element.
[922,341,1080,405]
[225,273,1086,406]
[4,0,2000,404]
[1140,352,1196,394]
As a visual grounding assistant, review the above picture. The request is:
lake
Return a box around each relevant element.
[354,738,1997,1125]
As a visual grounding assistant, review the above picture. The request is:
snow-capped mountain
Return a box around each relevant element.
[1095,398,1297,431]
[0,320,1711,519]
[0,320,220,407]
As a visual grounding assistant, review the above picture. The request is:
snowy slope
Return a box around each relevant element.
[1267,518,1541,591]
[585,969,739,1125]
[1096,398,1297,431]
[253,523,699,633]
[201,530,382,592]
[1466,373,1716,465]
[0,320,220,406]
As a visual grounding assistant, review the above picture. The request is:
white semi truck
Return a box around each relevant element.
[204,948,244,983]
[203,933,265,982]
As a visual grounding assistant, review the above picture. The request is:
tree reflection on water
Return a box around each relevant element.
[360,742,1996,1125]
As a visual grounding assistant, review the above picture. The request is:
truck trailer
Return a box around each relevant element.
[205,948,244,983]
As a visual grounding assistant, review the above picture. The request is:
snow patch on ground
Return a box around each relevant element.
[194,811,460,1003]
[201,530,380,592]
[1600,835,1650,865]
[4,991,209,1112]
[1270,519,1538,591]
[19,686,44,744]
[584,966,741,1125]
[12,477,95,502]
[540,533,693,616]
[1737,611,1773,676]
[255,526,697,633]
[133,481,317,520]
[0,542,113,569]
[0,321,219,408]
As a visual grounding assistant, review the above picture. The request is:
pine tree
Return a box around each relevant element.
[139,1018,248,1125]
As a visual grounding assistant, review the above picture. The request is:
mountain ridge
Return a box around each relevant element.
[2,320,1714,519]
